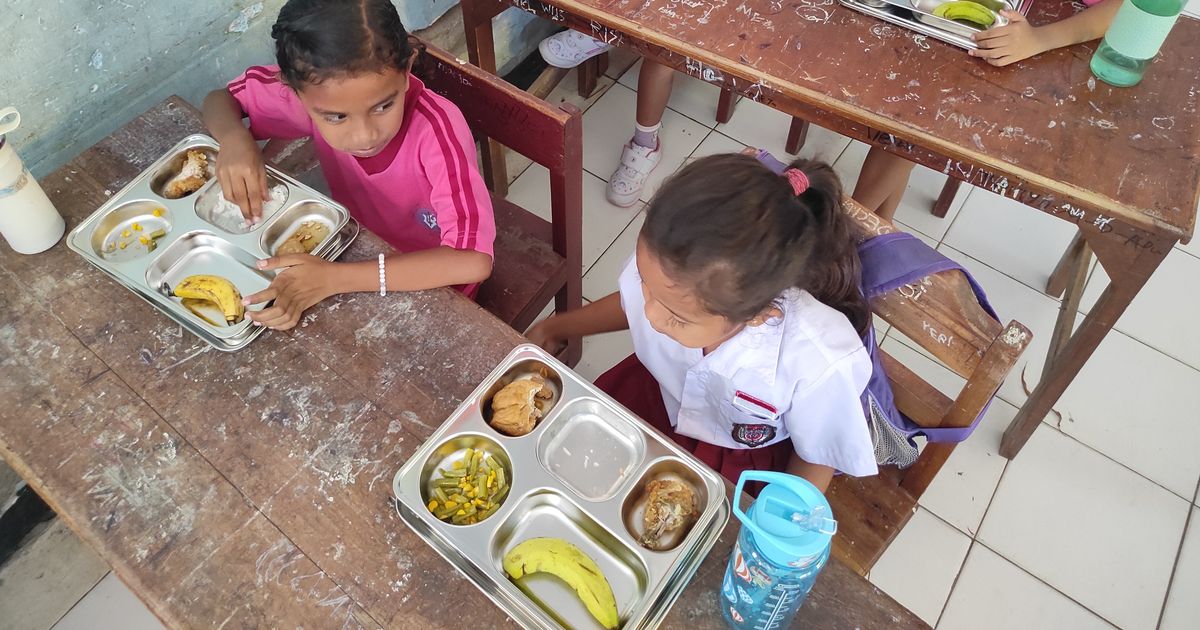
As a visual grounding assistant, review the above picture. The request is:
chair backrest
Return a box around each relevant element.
[842,200,1032,497]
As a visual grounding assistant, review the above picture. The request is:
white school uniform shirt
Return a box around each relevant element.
[619,255,879,477]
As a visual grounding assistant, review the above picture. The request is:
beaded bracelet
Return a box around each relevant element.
[378,254,387,297]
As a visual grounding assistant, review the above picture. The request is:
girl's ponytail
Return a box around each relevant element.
[787,159,871,335]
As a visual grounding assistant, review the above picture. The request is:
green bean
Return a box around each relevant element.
[478,503,500,520]
[450,511,471,524]
[493,484,511,504]
[432,488,449,503]
[450,493,469,504]
[442,469,467,478]
[434,505,459,519]
[462,503,477,516]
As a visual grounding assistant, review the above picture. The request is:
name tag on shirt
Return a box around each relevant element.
[731,391,778,421]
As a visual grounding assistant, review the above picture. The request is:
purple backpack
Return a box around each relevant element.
[757,151,999,467]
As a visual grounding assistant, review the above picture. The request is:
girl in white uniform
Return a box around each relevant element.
[529,153,877,492]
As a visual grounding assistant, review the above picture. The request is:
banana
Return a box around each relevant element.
[173,275,245,324]
[503,537,620,629]
[933,1,996,27]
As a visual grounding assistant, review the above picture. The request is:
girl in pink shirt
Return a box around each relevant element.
[203,0,495,330]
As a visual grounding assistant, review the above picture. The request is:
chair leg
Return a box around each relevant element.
[785,117,809,155]
[1045,232,1087,299]
[529,66,570,100]
[716,86,736,125]
[931,178,961,219]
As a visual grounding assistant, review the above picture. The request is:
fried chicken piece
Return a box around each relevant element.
[640,479,698,549]
[276,220,331,255]
[163,150,210,199]
[489,375,546,436]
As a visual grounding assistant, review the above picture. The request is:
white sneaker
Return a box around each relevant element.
[539,31,613,69]
[606,141,661,207]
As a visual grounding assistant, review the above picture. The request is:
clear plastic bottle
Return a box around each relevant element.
[1090,0,1184,87]
[719,471,838,629]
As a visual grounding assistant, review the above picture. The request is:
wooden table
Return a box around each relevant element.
[462,0,1200,457]
[0,99,926,629]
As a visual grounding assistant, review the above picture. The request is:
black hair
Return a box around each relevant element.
[271,0,417,87]
[640,153,870,334]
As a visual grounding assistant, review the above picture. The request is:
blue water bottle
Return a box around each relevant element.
[719,471,838,629]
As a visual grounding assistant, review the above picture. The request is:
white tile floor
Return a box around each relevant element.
[13,50,1200,629]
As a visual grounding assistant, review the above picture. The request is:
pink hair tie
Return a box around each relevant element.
[784,168,809,195]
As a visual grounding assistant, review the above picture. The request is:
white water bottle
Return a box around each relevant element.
[0,108,66,254]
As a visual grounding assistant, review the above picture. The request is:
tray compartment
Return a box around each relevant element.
[491,489,648,630]
[144,231,273,333]
[88,200,173,262]
[537,398,645,502]
[149,145,217,199]
[194,176,290,234]
[480,359,564,436]
[418,433,514,526]
[259,200,342,256]
[621,458,709,552]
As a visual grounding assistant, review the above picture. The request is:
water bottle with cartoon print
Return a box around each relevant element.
[720,471,837,629]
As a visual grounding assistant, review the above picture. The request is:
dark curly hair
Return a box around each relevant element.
[640,153,870,334]
[271,0,416,87]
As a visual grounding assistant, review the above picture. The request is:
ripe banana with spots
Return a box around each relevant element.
[503,537,620,629]
[173,275,244,324]
[933,1,996,27]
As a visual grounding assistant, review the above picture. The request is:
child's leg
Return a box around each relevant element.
[852,146,917,221]
[607,59,675,207]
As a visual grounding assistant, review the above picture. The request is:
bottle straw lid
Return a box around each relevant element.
[733,471,837,566]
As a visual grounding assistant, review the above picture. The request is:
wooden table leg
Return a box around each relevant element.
[716,85,736,124]
[786,117,809,155]
[931,178,961,219]
[1042,237,1092,372]
[461,0,510,195]
[1046,232,1087,299]
[1001,234,1167,458]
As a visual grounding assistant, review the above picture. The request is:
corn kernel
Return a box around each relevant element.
[121,230,131,238]
[427,500,438,511]
[132,222,143,231]
[452,460,464,469]
[119,241,129,249]
[456,509,465,516]
[444,501,458,510]
[152,208,163,217]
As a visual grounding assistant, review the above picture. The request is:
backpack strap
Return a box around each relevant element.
[858,232,1000,444]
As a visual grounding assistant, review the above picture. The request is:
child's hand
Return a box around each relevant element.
[243,254,337,330]
[970,12,1047,67]
[216,133,270,223]
[526,317,568,354]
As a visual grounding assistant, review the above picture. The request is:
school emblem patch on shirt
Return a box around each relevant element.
[731,423,776,447]
[416,208,438,231]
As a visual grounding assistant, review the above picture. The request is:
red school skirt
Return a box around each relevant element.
[595,354,793,492]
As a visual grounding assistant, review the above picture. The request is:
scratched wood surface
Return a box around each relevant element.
[505,0,1199,242]
[0,98,926,629]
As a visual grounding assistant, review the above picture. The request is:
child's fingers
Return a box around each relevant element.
[244,176,264,220]
[242,286,277,306]
[970,45,1010,60]
[256,254,310,271]
[987,55,1016,67]
[973,26,1010,43]
[258,168,270,202]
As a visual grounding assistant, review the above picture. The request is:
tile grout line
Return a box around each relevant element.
[48,569,111,629]
[889,330,1200,504]
[1155,475,1200,628]
[970,537,1122,629]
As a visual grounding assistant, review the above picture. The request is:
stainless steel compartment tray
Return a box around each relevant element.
[840,0,1031,51]
[393,345,730,630]
[66,134,357,351]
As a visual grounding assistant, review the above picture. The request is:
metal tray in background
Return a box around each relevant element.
[66,134,359,351]
[841,0,1033,50]
[393,345,731,630]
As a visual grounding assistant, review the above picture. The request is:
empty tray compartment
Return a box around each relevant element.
[88,200,173,262]
[537,398,645,501]
[621,458,709,552]
[490,490,647,630]
[418,433,514,526]
[144,231,274,333]
[150,145,217,199]
[480,359,564,437]
[194,176,290,235]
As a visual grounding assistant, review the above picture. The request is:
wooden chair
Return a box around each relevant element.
[827,199,1032,576]
[266,41,585,366]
